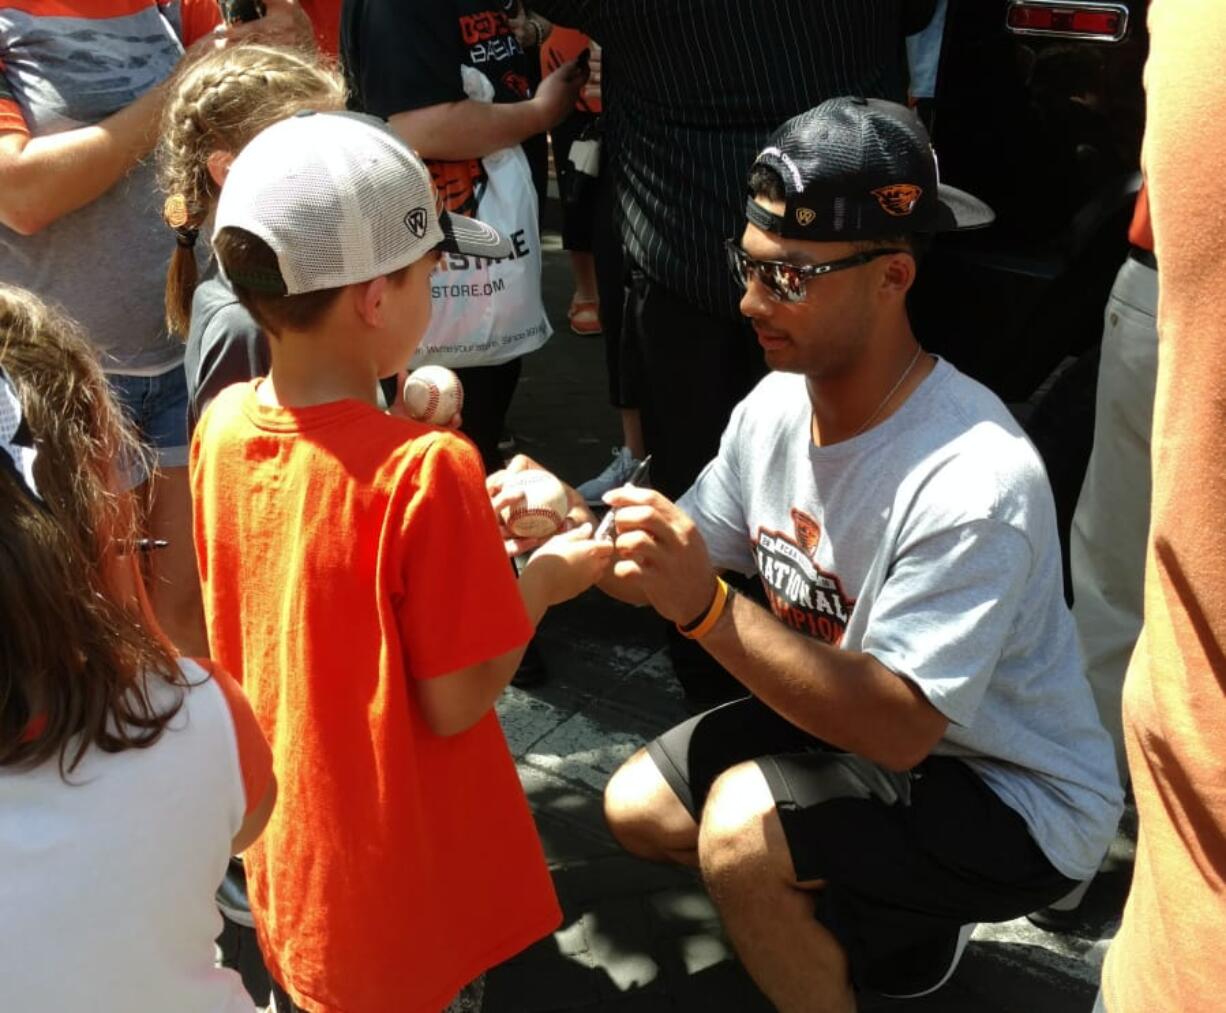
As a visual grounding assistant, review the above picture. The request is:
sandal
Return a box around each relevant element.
[568,298,603,336]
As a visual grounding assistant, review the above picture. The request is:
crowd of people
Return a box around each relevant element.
[1,1,1222,1012]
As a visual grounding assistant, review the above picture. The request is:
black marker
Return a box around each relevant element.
[594,454,652,541]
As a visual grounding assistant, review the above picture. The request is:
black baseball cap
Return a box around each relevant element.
[745,97,994,241]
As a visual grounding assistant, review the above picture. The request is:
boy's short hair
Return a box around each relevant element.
[213,227,343,335]
[212,111,512,323]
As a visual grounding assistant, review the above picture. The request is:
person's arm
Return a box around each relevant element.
[415,524,612,736]
[395,439,612,737]
[0,85,169,235]
[605,487,954,771]
[206,664,278,854]
[694,589,948,771]
[388,57,587,161]
[0,0,308,235]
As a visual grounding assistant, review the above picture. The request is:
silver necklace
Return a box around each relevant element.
[851,345,925,437]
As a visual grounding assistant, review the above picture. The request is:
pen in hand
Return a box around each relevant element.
[594,454,652,542]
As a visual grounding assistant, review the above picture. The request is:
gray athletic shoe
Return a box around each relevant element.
[576,446,643,506]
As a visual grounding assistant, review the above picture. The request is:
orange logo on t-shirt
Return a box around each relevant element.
[754,519,855,647]
[791,508,821,555]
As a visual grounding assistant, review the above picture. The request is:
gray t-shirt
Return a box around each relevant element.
[0,3,187,374]
[184,263,268,435]
[679,359,1123,881]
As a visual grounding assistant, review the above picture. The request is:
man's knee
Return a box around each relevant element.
[603,748,697,862]
[698,761,793,888]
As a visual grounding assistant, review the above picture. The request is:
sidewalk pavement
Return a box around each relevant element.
[479,228,1135,1012]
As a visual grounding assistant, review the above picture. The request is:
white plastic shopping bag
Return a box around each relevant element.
[410,66,552,368]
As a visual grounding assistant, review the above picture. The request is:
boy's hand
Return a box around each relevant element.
[488,454,596,556]
[533,57,590,132]
[520,523,614,608]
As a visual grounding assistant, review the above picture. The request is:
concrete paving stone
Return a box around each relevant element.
[644,888,721,936]
[498,688,572,760]
[668,958,774,1013]
[974,918,1103,987]
[483,936,607,1013]
[675,931,735,976]
[585,996,674,1013]
[525,711,647,794]
[551,854,698,908]
[517,766,621,865]
[577,900,665,995]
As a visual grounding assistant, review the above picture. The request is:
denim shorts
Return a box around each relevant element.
[107,365,191,479]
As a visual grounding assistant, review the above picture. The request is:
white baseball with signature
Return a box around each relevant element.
[499,469,569,539]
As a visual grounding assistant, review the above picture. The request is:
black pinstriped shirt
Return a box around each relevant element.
[533,0,905,318]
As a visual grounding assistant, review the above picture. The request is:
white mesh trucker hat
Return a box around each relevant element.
[213,110,510,295]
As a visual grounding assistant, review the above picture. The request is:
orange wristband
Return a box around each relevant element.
[677,577,730,640]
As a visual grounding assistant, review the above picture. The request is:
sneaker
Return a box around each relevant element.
[576,446,643,507]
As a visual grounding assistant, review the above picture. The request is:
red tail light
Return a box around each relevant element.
[1006,2,1129,42]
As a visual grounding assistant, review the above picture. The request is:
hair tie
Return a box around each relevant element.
[0,366,43,503]
[175,227,200,249]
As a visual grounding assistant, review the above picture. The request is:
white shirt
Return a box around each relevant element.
[0,660,261,1012]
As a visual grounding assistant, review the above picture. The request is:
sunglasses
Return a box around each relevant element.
[725,240,908,304]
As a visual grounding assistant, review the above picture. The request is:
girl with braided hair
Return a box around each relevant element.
[158,43,346,431]
[0,284,275,1012]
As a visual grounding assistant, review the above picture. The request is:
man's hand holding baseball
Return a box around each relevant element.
[602,486,720,626]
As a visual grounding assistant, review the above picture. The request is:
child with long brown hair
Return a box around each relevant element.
[0,284,275,1013]
[157,44,346,430]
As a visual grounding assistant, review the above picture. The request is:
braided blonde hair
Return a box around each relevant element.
[157,44,347,337]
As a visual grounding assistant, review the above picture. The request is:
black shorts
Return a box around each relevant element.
[646,696,1076,996]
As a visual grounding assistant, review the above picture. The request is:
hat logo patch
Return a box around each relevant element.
[871,184,923,217]
[404,207,429,239]
[795,207,817,227]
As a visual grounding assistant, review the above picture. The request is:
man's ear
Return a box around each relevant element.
[206,150,236,189]
[880,250,917,301]
[354,275,389,327]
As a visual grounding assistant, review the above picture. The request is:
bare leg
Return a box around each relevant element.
[568,251,599,303]
[142,466,208,657]
[699,762,856,1013]
[620,408,646,461]
[603,747,700,867]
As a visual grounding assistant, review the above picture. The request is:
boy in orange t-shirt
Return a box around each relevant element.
[191,111,612,1013]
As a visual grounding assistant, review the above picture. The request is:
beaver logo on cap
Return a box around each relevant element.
[795,207,817,227]
[871,184,923,217]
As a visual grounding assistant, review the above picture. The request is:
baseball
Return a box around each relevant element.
[402,366,464,425]
[499,469,570,539]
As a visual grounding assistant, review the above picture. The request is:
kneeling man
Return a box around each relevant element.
[595,99,1123,1011]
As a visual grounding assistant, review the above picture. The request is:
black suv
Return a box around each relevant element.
[909,0,1148,595]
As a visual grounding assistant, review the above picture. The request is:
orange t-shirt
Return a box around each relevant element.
[191,383,558,1013]
[1101,1,1226,1010]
